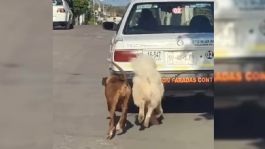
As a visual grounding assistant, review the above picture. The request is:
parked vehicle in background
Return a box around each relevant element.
[105,16,122,24]
[103,0,214,97]
[96,16,104,24]
[53,0,74,29]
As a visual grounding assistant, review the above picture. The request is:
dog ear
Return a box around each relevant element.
[102,77,107,86]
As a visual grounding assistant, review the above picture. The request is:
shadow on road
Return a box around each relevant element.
[129,94,214,114]
[249,139,265,149]
[53,26,73,30]
[215,101,265,139]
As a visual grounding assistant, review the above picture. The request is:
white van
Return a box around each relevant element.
[53,0,74,29]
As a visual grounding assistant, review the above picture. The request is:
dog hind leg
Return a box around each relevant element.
[155,103,163,118]
[116,94,129,133]
[143,103,155,128]
[107,95,119,139]
[138,100,145,124]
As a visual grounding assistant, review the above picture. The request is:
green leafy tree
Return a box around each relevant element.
[72,0,90,24]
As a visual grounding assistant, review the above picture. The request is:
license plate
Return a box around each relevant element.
[143,51,164,63]
[166,52,194,65]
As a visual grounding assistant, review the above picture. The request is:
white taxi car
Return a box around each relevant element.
[103,0,214,96]
[53,0,74,29]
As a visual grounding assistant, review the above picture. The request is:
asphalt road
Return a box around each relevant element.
[53,25,213,149]
[0,1,51,149]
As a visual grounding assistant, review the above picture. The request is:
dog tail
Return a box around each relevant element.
[102,77,107,86]
[107,59,127,83]
[112,61,127,82]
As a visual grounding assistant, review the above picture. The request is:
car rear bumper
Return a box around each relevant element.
[111,70,214,97]
[215,57,265,99]
[53,21,68,27]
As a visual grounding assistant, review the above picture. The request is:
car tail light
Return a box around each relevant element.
[57,8,65,13]
[114,50,137,62]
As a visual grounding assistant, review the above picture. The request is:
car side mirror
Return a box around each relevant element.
[102,22,117,31]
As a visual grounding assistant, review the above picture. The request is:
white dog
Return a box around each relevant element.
[131,55,164,128]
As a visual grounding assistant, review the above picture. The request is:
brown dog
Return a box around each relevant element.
[102,61,131,139]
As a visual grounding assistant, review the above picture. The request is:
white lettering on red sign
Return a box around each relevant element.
[172,7,182,14]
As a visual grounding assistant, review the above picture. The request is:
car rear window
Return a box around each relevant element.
[53,0,63,6]
[123,2,214,34]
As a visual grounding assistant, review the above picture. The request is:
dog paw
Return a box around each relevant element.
[157,115,164,124]
[138,115,144,123]
[106,132,113,139]
[144,123,149,128]
[143,121,149,128]
[155,112,163,119]
[107,127,115,139]
[115,123,123,133]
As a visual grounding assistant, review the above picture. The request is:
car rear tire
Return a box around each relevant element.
[70,23,74,29]
[65,22,71,30]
